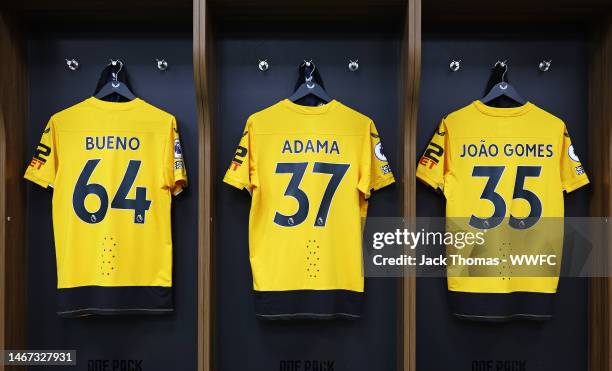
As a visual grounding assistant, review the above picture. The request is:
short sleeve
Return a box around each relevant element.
[416,119,447,191]
[164,117,188,196]
[560,125,589,193]
[357,121,395,199]
[223,120,254,192]
[24,118,57,188]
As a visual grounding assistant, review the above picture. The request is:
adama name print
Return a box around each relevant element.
[282,139,340,155]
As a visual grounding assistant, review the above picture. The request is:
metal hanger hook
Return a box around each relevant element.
[494,60,509,83]
[301,60,316,79]
[308,63,316,79]
[109,59,124,81]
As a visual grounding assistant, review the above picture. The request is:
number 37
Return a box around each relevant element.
[274,162,349,228]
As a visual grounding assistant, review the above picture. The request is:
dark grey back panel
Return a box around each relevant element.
[26,33,198,371]
[215,32,401,371]
[416,33,589,371]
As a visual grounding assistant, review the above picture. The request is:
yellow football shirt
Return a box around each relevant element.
[417,101,589,320]
[24,97,187,317]
[224,99,395,319]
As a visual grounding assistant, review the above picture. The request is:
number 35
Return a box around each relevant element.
[469,165,542,230]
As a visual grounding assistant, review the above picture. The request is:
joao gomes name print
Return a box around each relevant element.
[460,141,553,158]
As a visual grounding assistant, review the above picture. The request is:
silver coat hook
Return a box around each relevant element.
[348,59,359,72]
[449,60,461,72]
[156,58,168,71]
[110,59,122,68]
[66,59,79,71]
[258,59,269,72]
[539,60,552,72]
[494,60,508,67]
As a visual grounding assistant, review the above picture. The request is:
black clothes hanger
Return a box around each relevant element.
[93,59,136,102]
[288,60,332,106]
[481,61,526,107]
